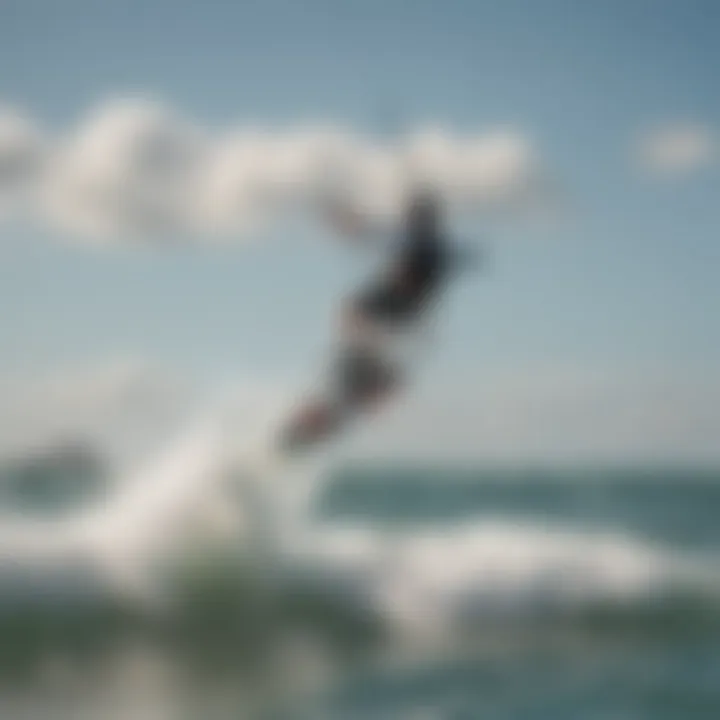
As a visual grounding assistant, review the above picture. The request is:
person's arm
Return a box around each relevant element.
[321,196,396,250]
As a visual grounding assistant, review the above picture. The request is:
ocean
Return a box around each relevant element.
[0,445,718,719]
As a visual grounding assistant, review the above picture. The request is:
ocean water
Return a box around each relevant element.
[0,443,718,720]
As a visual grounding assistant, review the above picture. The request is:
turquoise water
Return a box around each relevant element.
[305,468,720,720]
[0,463,718,719]
[322,467,720,551]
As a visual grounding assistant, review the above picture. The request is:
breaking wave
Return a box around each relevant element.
[0,398,718,718]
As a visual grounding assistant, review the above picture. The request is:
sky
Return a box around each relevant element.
[1,0,718,463]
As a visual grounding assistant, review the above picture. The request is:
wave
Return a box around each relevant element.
[274,519,718,640]
[1,520,718,689]
[0,400,719,695]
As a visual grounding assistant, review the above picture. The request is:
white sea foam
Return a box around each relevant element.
[283,519,686,641]
[0,391,714,636]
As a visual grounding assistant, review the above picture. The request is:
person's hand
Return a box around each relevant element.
[323,197,367,237]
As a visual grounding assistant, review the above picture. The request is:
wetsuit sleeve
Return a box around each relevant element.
[323,199,398,251]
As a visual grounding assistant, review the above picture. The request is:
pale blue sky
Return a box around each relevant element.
[1,0,718,460]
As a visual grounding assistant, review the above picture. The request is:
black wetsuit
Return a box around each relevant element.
[355,228,451,325]
[338,229,452,402]
[279,222,462,453]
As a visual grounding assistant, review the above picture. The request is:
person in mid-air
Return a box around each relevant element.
[279,189,474,454]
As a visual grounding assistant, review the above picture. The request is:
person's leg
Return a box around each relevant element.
[278,350,401,454]
[278,399,341,453]
[278,287,408,454]
[337,348,401,406]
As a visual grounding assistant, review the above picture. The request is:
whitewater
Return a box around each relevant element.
[1,391,719,719]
